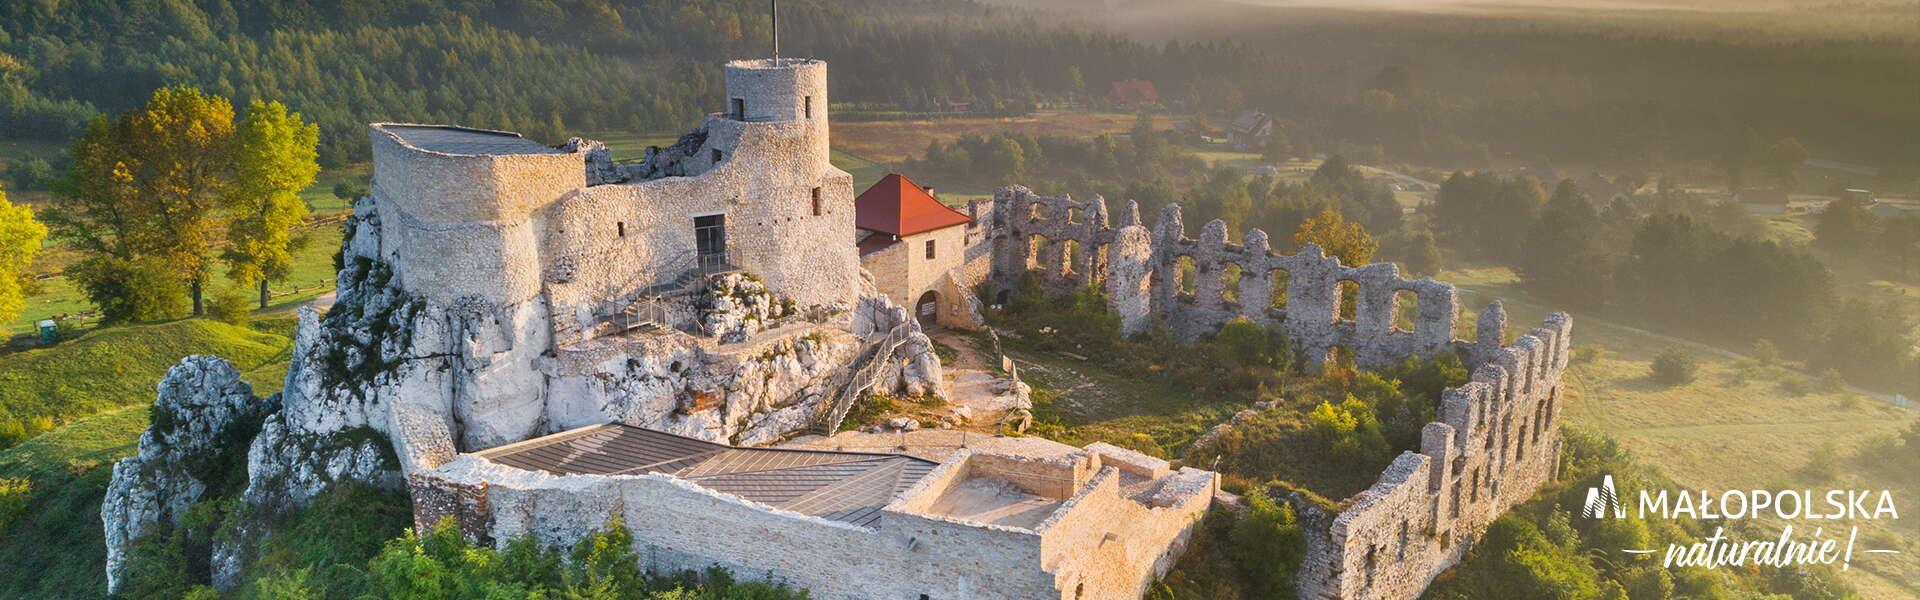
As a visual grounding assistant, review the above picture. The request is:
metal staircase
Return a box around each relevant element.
[604,250,738,334]
[814,322,915,435]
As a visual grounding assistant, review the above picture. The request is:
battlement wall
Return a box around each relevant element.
[1297,310,1570,600]
[984,185,1574,600]
[988,186,1455,369]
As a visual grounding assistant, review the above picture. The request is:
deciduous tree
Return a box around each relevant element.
[0,185,46,325]
[223,100,319,308]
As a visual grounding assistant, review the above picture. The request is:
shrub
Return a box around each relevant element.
[207,289,254,325]
[0,477,30,532]
[1750,339,1780,366]
[1227,489,1303,598]
[0,420,24,448]
[1648,349,1697,386]
[68,256,191,324]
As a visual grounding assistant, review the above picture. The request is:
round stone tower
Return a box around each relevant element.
[723,58,829,159]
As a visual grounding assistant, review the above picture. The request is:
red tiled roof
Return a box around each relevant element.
[1110,80,1160,104]
[854,173,972,237]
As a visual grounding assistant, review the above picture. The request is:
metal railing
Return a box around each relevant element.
[815,322,915,435]
[600,250,739,334]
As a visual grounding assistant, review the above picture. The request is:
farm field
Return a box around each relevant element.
[1443,266,1920,598]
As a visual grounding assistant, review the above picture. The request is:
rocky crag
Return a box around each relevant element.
[102,196,944,592]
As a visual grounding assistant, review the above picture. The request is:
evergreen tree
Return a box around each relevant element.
[1519,181,1607,309]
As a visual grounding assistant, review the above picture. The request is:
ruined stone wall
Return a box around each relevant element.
[989,186,1456,370]
[1295,309,1572,600]
[1033,450,1216,600]
[412,443,1213,600]
[986,186,1573,599]
[541,115,856,347]
[417,455,1062,600]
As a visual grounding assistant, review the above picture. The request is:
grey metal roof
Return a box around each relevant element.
[381,124,563,156]
[478,424,937,527]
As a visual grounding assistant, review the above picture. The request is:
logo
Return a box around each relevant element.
[1582,475,1626,519]
[1580,474,1901,571]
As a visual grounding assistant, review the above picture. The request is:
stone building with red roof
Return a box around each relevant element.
[855,173,988,328]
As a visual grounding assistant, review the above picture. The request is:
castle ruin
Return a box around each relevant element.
[101,58,1217,600]
[973,185,1572,600]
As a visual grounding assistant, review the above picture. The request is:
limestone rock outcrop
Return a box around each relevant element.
[697,272,791,343]
[101,356,276,592]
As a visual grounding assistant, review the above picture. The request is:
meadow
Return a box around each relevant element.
[1444,265,1920,598]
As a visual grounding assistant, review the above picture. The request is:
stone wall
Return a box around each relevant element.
[1294,308,1571,600]
[985,186,1574,600]
[987,186,1456,370]
[409,442,1213,600]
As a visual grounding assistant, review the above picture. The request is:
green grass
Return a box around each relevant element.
[0,406,151,599]
[298,163,370,215]
[0,316,297,432]
[0,313,298,598]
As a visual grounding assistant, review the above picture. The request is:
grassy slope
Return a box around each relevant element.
[1443,265,1920,598]
[0,316,294,599]
[0,318,292,428]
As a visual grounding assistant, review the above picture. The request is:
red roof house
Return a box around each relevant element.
[855,173,972,240]
[1109,80,1160,107]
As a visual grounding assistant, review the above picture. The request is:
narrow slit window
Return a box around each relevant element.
[804,96,813,119]
[616,222,625,237]
[811,187,822,216]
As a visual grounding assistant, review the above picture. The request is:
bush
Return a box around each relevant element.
[207,289,254,325]
[1750,339,1780,366]
[1648,349,1697,386]
[1227,489,1303,598]
[68,256,190,324]
[0,477,30,532]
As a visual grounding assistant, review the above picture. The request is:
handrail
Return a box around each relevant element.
[596,249,740,334]
[815,322,916,435]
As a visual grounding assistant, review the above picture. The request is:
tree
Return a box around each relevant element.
[47,88,237,319]
[1518,181,1607,309]
[1384,227,1442,277]
[1814,197,1879,258]
[1228,489,1303,598]
[0,184,47,326]
[124,87,237,315]
[1293,207,1377,266]
[224,100,319,308]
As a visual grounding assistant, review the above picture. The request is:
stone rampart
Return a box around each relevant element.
[986,186,1573,600]
[410,443,1213,600]
[988,186,1456,370]
[1294,309,1571,600]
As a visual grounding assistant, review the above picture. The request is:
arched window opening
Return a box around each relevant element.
[1176,255,1198,295]
[1222,262,1243,304]
[1268,268,1291,311]
[1393,289,1420,333]
[1337,280,1360,322]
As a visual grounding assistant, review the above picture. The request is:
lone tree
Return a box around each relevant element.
[224,100,320,309]
[0,184,47,326]
[1292,206,1376,266]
